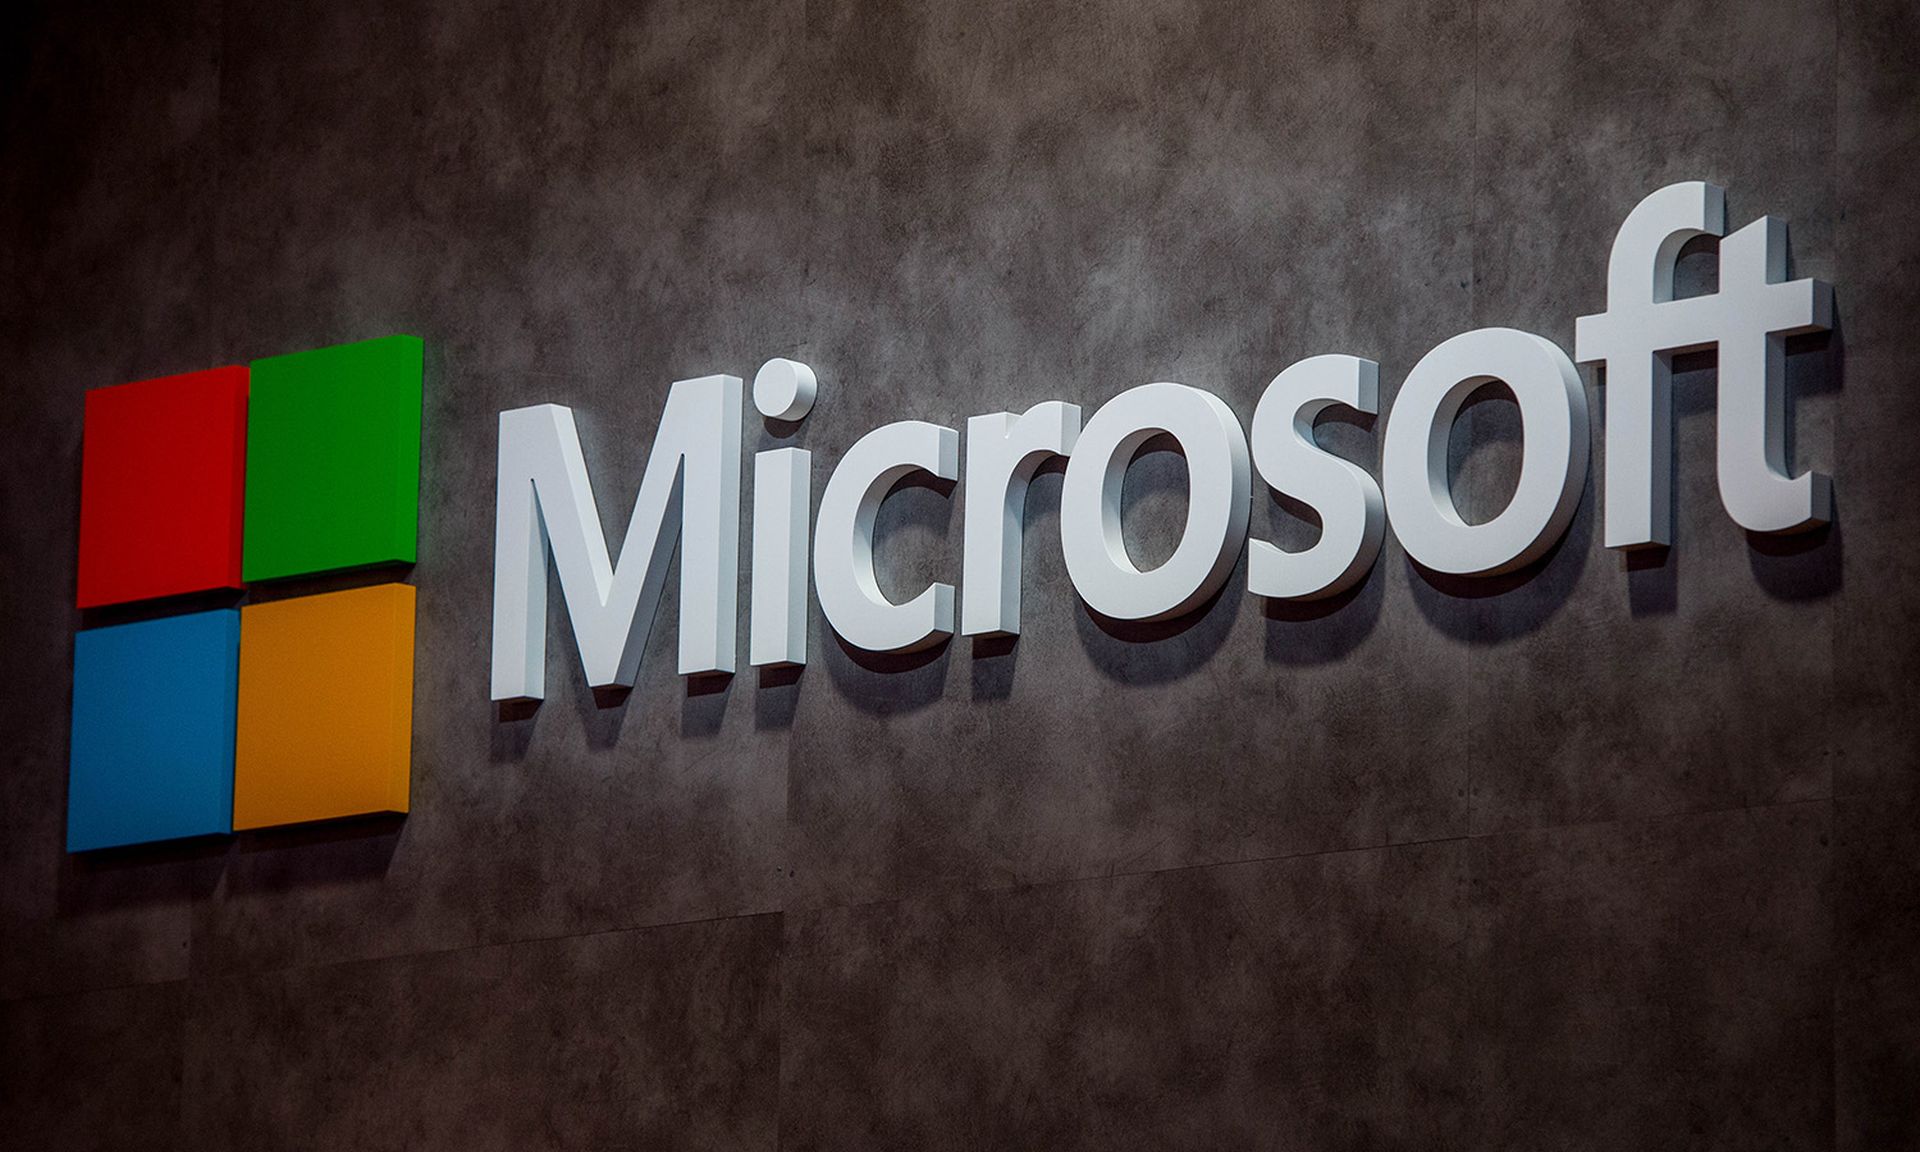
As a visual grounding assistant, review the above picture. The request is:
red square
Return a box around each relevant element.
[78,367,249,608]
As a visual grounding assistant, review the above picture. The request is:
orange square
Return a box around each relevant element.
[234,583,415,830]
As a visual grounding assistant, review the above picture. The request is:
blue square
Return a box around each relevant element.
[68,609,239,851]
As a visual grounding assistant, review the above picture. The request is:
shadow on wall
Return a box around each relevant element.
[969,633,1019,700]
[1075,576,1241,686]
[222,814,407,896]
[755,663,802,729]
[682,671,730,737]
[51,808,407,915]
[53,832,227,918]
[1263,555,1385,666]
[1750,519,1842,599]
[824,631,951,713]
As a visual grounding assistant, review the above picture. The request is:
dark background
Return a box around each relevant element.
[3,0,1917,1148]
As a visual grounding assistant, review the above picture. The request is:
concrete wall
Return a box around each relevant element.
[3,0,1917,1147]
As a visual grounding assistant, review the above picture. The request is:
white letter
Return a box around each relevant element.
[1382,329,1589,577]
[1248,355,1385,601]
[1713,215,1834,533]
[1059,382,1251,622]
[960,402,1081,637]
[750,448,810,668]
[490,376,742,702]
[1575,182,1832,546]
[753,357,817,422]
[814,420,959,654]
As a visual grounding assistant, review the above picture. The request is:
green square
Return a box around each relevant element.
[243,335,422,582]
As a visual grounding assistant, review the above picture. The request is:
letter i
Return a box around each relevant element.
[749,359,816,668]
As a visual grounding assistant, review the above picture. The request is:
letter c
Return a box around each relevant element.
[814,420,959,654]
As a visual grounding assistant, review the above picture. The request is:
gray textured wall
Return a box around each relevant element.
[3,0,1917,1148]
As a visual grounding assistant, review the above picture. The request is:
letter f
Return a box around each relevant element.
[1575,182,1833,549]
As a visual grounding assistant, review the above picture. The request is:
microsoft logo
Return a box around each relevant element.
[67,335,423,852]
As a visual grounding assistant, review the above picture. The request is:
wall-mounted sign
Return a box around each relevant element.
[491,182,1834,702]
[67,337,422,851]
[61,181,1833,851]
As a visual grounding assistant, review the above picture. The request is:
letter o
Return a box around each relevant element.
[1060,382,1251,621]
[1381,327,1590,577]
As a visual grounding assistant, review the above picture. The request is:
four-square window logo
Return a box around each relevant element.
[68,335,423,852]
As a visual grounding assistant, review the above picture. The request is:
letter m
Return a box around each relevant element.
[491,375,742,702]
